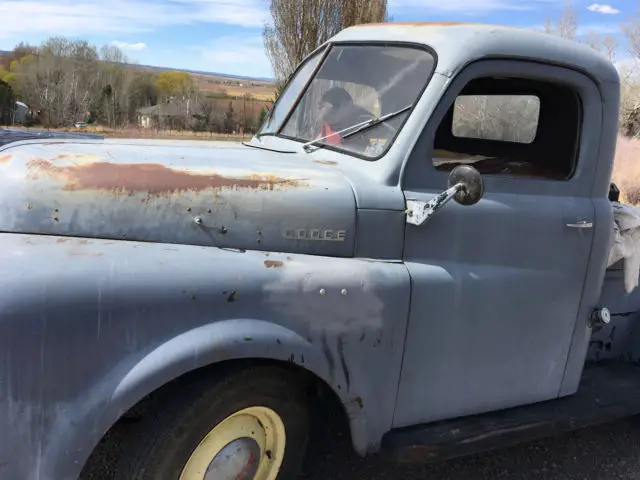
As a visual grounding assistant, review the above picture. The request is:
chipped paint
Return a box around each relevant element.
[264,260,284,269]
[26,159,307,195]
[0,141,358,256]
[0,154,12,163]
[314,160,338,166]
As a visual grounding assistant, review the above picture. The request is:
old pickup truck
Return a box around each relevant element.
[0,22,636,480]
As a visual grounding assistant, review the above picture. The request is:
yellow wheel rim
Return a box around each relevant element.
[180,406,286,480]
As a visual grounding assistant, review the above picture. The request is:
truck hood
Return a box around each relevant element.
[0,140,357,257]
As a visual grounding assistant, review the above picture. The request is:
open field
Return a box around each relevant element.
[132,64,276,101]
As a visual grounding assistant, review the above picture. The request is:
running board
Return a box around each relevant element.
[382,363,640,464]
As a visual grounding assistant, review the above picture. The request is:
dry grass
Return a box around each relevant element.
[613,136,640,204]
[191,73,275,101]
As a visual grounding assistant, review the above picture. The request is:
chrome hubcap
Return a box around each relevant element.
[204,437,261,480]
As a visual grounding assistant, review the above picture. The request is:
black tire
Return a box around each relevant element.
[114,365,310,480]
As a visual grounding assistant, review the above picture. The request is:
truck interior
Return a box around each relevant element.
[432,76,582,181]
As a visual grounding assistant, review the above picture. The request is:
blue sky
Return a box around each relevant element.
[0,0,633,79]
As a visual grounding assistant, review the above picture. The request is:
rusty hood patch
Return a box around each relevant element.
[26,159,306,194]
[0,140,357,257]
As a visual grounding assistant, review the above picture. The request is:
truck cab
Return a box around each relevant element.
[0,22,634,480]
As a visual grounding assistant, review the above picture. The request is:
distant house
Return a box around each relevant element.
[137,103,189,129]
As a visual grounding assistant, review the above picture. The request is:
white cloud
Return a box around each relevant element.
[0,0,269,39]
[587,4,620,15]
[111,41,148,51]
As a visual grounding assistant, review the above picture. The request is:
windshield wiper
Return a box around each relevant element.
[301,104,413,153]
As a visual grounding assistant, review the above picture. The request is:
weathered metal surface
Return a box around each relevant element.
[0,233,410,479]
[0,140,357,257]
[0,21,626,480]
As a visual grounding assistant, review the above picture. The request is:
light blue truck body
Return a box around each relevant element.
[0,23,633,479]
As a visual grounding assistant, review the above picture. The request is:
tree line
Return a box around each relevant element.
[0,38,266,134]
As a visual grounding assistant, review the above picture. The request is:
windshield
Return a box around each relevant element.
[259,44,436,159]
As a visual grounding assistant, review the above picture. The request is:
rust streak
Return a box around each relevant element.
[314,160,338,166]
[26,160,307,195]
[56,238,69,243]
[0,154,12,164]
[264,260,284,269]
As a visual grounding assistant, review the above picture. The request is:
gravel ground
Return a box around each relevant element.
[297,414,640,480]
[84,413,640,479]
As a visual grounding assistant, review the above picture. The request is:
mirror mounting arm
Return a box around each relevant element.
[406,183,464,226]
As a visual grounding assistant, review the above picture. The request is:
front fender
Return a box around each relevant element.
[113,318,369,440]
[0,234,410,480]
[43,319,371,480]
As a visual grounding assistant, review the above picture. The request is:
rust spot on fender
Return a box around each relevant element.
[0,154,12,164]
[26,160,307,195]
[264,260,284,268]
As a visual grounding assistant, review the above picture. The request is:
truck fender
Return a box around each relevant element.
[46,319,369,479]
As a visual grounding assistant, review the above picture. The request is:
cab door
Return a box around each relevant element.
[393,60,607,427]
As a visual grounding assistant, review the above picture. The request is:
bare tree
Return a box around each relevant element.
[263,0,389,82]
[584,31,618,62]
[543,0,577,40]
[623,8,640,62]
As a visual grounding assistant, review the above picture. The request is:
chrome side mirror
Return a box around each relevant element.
[406,165,484,226]
[448,165,484,206]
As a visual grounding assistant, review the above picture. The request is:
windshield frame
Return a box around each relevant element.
[258,44,331,138]
[266,40,438,161]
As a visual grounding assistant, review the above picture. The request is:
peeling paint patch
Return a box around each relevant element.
[26,159,308,195]
[264,260,284,269]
